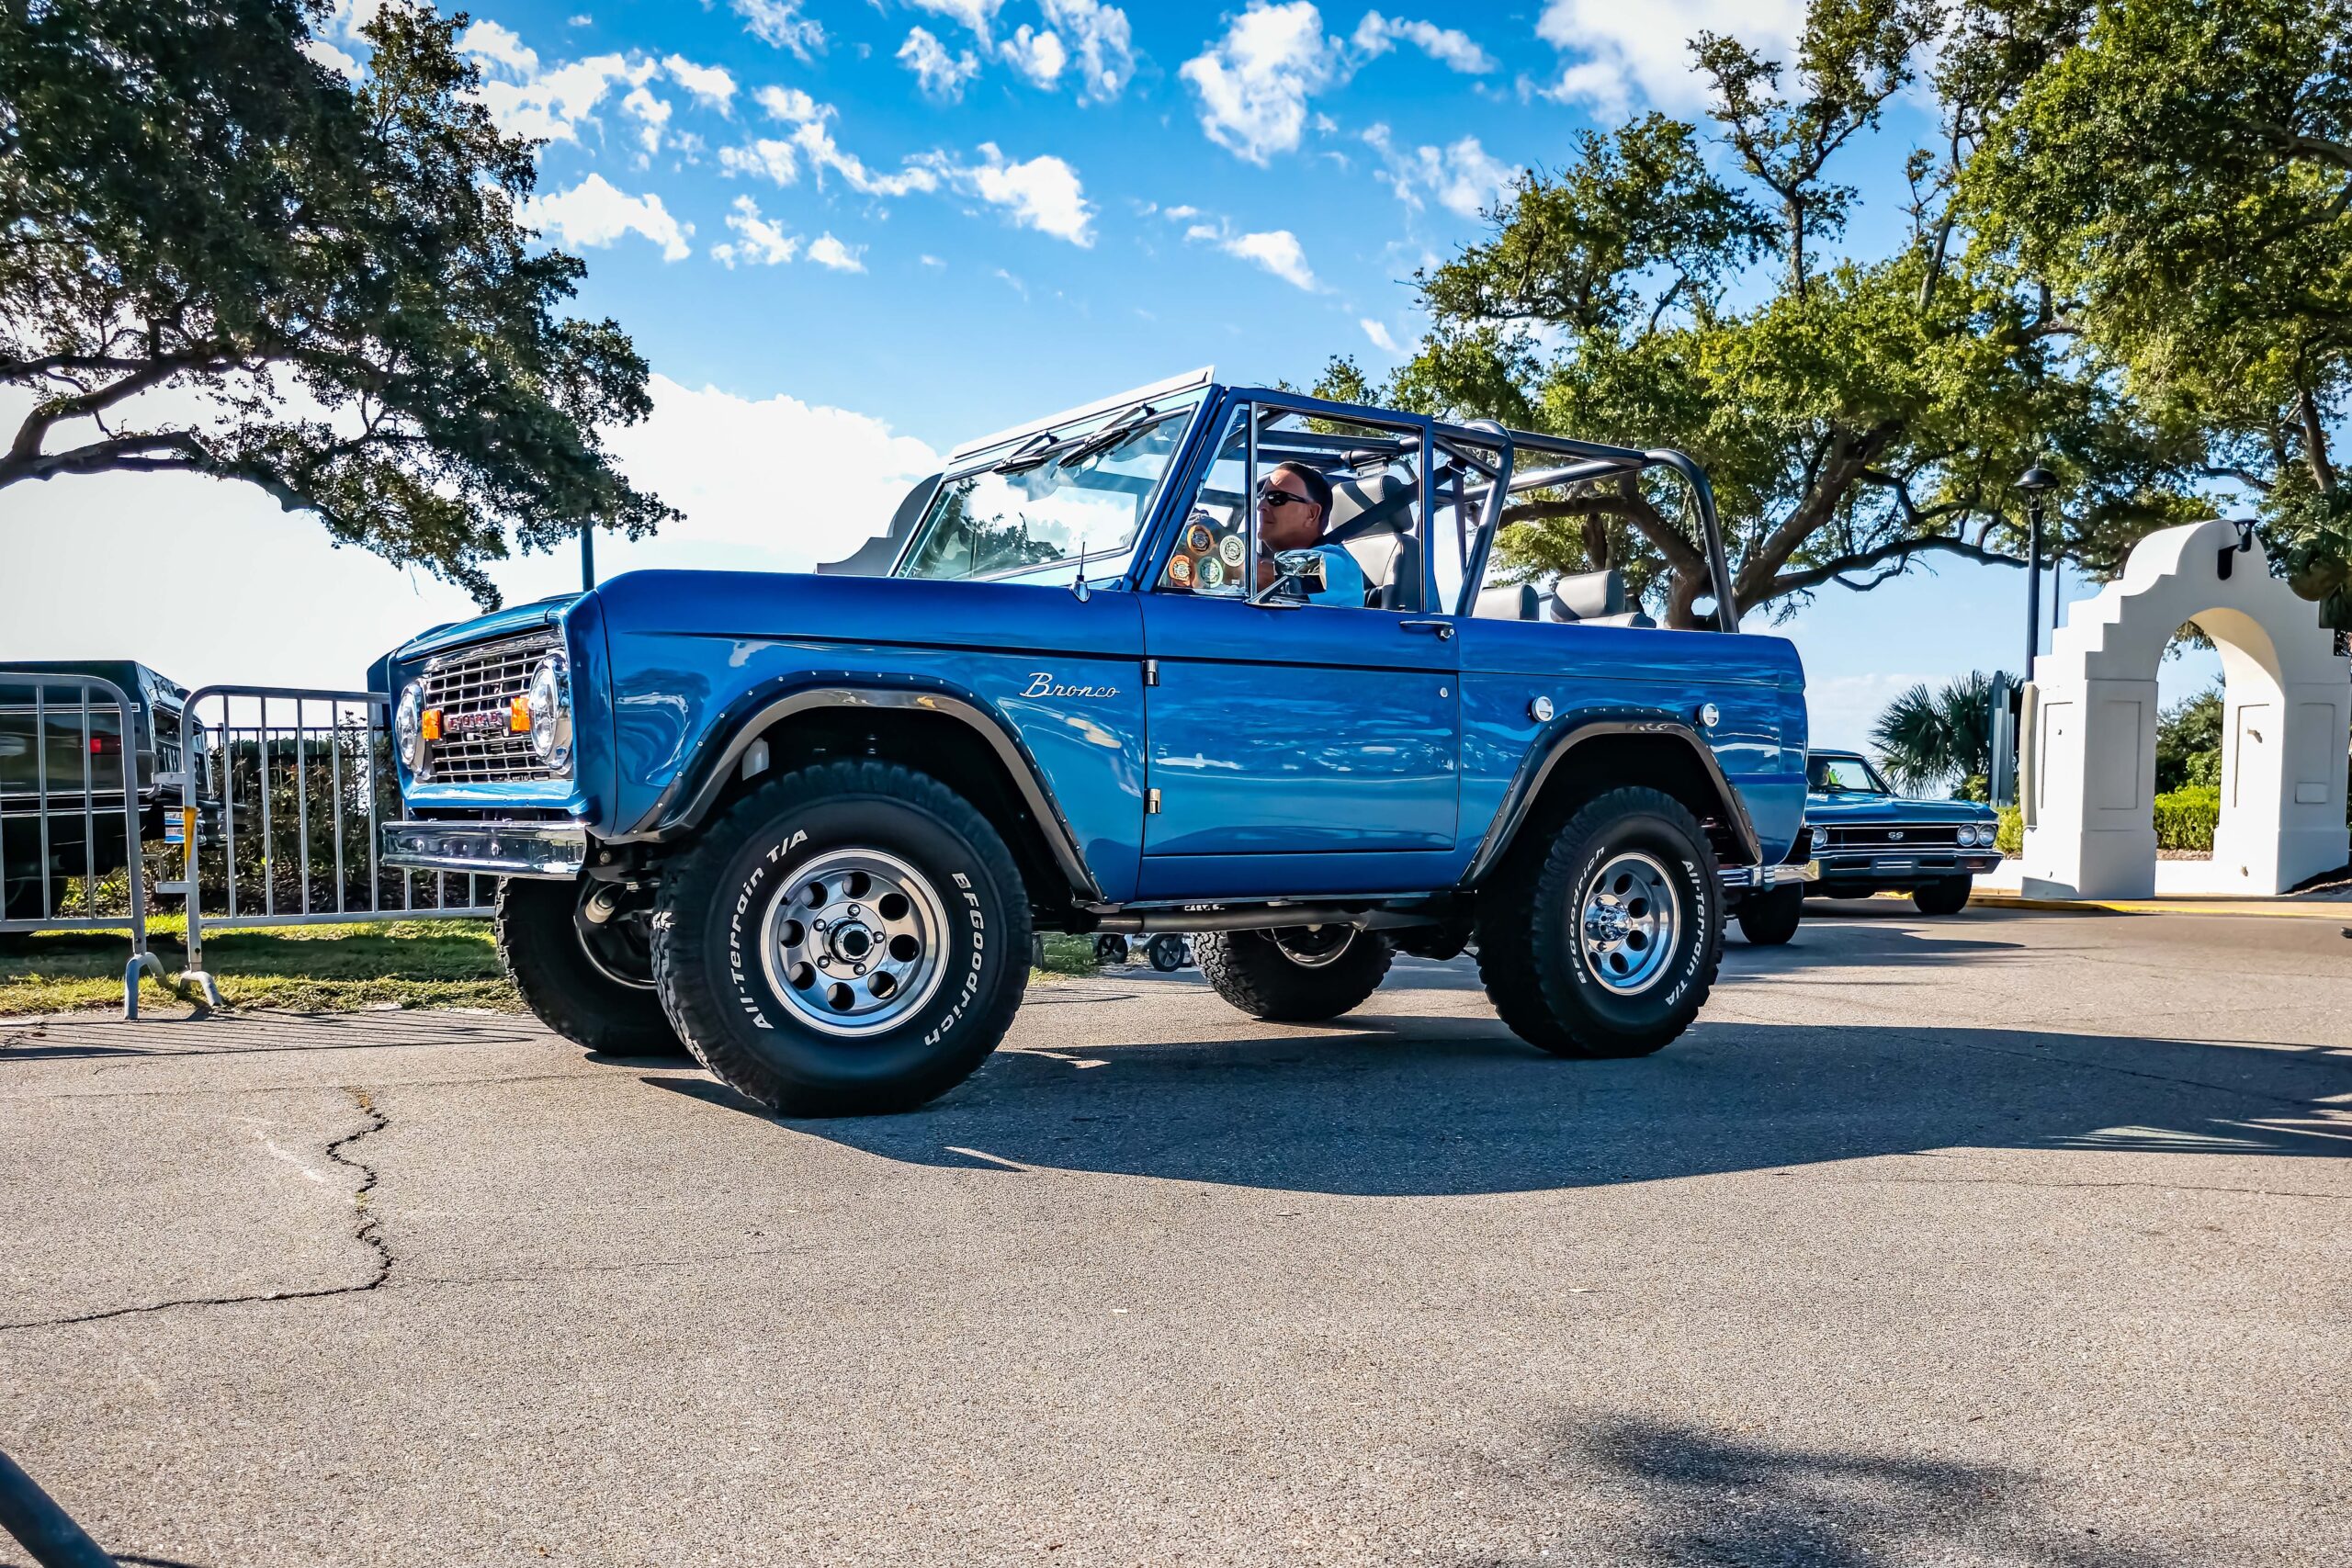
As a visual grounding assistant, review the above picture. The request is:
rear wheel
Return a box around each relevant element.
[1093,934,1131,965]
[1735,883,1804,945]
[496,877,685,1055]
[1912,875,1973,916]
[650,761,1030,1117]
[1476,786,1723,1059]
[1194,926,1388,1021]
[1146,932,1189,972]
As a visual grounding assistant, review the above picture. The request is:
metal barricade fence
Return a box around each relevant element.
[0,671,170,1018]
[175,685,495,1007]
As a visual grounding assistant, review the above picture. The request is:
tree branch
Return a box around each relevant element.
[1764,534,2025,601]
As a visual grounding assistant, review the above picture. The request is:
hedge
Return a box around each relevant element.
[2153,785,2221,852]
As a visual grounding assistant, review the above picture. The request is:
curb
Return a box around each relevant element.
[1969,892,2352,919]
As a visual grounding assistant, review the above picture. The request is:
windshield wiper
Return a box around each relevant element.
[1055,403,1162,468]
[993,400,1159,476]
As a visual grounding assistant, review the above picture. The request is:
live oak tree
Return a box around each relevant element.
[0,0,673,606]
[1961,0,2352,630]
[1336,0,2197,628]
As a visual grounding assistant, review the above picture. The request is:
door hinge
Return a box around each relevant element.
[1143,658,1159,686]
[1147,787,1162,815]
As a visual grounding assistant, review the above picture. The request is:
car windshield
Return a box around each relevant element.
[1807,754,1891,795]
[896,399,1201,581]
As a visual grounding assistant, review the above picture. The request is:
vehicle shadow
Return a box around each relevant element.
[644,1003,2352,1197]
[1440,1417,2167,1567]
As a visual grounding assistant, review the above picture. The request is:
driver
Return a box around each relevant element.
[1254,461,1366,606]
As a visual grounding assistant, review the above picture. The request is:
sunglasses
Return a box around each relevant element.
[1254,481,1316,510]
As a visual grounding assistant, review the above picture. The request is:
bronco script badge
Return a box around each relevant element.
[1021,672,1120,699]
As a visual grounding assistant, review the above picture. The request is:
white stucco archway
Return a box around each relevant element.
[2020,518,2349,898]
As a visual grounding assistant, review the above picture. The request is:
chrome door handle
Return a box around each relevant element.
[1399,619,1455,640]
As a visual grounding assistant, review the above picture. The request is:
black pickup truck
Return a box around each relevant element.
[0,661,189,922]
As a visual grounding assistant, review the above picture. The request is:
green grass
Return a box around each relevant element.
[1,919,1106,1017]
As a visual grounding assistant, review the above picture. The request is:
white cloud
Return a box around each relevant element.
[1179,1,1336,164]
[620,85,672,157]
[909,0,1006,40]
[1172,209,1317,288]
[941,143,1094,245]
[469,50,651,146]
[302,35,363,78]
[662,54,737,113]
[718,137,798,185]
[1001,25,1069,88]
[732,0,826,60]
[898,26,982,101]
[807,233,867,273]
[0,378,939,689]
[921,254,947,267]
[1222,228,1316,289]
[1363,125,1513,218]
[1351,12,1494,73]
[710,195,800,267]
[754,84,827,123]
[795,118,943,197]
[1043,0,1135,100]
[523,173,692,261]
[1361,318,1401,352]
[1536,0,1803,115]
[458,18,538,75]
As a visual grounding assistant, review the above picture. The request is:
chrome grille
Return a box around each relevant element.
[1822,825,1960,849]
[421,634,556,784]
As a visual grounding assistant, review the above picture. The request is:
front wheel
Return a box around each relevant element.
[496,877,685,1055]
[1194,927,1388,1021]
[1735,883,1804,945]
[650,761,1031,1117]
[1912,876,1973,916]
[1476,786,1723,1059]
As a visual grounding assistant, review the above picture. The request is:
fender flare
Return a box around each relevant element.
[620,679,1102,903]
[1460,712,1761,886]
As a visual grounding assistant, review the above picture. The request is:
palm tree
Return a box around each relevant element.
[1868,672,1996,797]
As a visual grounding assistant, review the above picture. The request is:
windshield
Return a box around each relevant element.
[1807,754,1891,795]
[896,398,1202,581]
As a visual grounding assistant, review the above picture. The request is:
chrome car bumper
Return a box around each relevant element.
[1721,859,1819,889]
[381,819,588,879]
[1814,850,2003,880]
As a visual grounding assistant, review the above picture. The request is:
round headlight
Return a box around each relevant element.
[394,682,424,773]
[1962,824,1985,846]
[1954,824,1974,846]
[525,655,571,773]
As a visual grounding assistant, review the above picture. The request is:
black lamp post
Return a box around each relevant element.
[2014,463,2058,672]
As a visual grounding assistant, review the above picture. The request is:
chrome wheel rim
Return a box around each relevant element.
[759,848,950,1036]
[1272,925,1355,968]
[1577,851,1680,996]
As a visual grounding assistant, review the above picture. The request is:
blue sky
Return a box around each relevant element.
[4,0,2222,751]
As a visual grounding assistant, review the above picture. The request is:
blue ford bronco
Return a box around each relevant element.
[379,370,1813,1115]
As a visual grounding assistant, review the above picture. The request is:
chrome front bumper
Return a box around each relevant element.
[381,819,588,879]
[1721,860,1819,889]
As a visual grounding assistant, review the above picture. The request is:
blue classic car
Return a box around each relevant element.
[1804,750,2001,914]
[378,370,1813,1115]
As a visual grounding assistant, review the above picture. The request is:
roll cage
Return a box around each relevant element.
[875,370,1740,633]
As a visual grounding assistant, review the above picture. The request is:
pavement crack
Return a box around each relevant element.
[0,1087,393,1333]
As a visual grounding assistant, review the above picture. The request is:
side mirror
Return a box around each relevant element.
[1268,548,1328,604]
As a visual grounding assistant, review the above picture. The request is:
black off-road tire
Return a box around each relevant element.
[1912,875,1973,916]
[650,761,1031,1117]
[1193,927,1391,1021]
[495,877,685,1055]
[1474,785,1723,1059]
[1735,883,1804,945]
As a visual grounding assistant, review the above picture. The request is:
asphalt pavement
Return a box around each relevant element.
[1,903,2346,1567]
